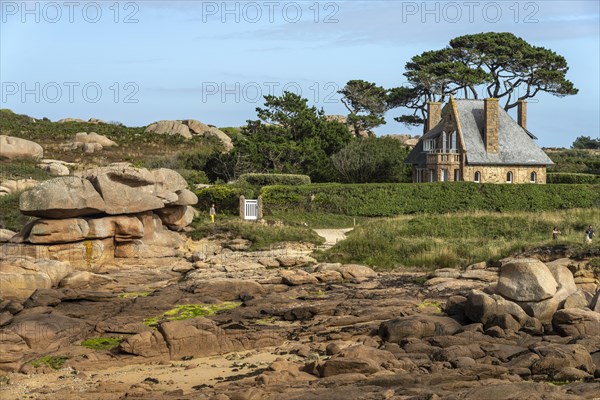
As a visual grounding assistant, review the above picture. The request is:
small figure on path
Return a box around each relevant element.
[585,225,595,243]
[210,204,216,223]
[552,227,561,240]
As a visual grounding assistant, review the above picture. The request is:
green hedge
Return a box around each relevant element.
[261,182,600,217]
[238,173,311,187]
[547,173,600,184]
[194,185,258,214]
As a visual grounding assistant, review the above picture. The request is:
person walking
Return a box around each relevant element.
[552,227,561,240]
[585,225,595,243]
[210,204,216,223]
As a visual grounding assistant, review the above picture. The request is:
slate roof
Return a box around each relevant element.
[405,99,554,167]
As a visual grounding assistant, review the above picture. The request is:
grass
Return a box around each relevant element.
[0,109,225,167]
[266,210,367,229]
[0,160,53,182]
[80,337,123,350]
[189,217,324,250]
[143,302,241,326]
[0,191,35,231]
[318,208,600,271]
[29,356,69,370]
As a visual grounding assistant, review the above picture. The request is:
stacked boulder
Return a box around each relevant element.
[1,163,197,271]
[450,258,599,336]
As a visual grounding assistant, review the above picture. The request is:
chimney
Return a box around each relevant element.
[484,98,499,153]
[426,102,442,131]
[517,100,527,130]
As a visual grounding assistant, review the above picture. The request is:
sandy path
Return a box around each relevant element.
[313,228,353,247]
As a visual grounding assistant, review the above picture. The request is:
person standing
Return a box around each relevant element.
[210,204,216,223]
[552,227,561,240]
[585,225,595,243]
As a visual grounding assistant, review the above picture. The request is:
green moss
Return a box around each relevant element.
[143,302,241,326]
[254,317,276,326]
[418,300,443,313]
[30,356,69,370]
[80,337,123,350]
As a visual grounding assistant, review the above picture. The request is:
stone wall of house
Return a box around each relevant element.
[412,165,547,184]
[463,165,547,184]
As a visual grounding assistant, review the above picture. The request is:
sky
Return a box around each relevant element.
[1,0,599,148]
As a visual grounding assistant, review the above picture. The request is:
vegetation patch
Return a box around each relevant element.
[0,191,35,231]
[547,173,600,184]
[189,218,324,250]
[418,300,443,313]
[143,302,241,326]
[80,337,124,350]
[319,209,600,270]
[29,356,69,370]
[238,173,311,187]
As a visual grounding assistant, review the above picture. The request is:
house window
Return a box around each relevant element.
[474,171,481,183]
[442,132,447,153]
[429,170,435,182]
[416,168,422,183]
[454,169,460,181]
[530,172,537,183]
[449,132,457,151]
[424,139,435,152]
[506,171,513,184]
[442,169,449,181]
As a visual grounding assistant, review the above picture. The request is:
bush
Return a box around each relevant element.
[261,182,600,217]
[547,173,600,184]
[238,173,311,187]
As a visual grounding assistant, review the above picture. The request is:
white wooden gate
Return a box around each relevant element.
[244,199,259,220]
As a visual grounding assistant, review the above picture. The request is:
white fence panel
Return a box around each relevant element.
[244,199,259,220]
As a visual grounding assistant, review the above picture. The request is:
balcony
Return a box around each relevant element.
[426,150,462,165]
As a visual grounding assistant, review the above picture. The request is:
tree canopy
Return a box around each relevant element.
[389,32,578,129]
[338,80,389,136]
[205,92,352,183]
[571,136,600,150]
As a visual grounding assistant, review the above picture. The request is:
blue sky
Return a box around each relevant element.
[1,0,598,147]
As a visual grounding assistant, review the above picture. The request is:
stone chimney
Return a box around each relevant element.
[484,98,499,153]
[517,100,527,130]
[426,102,442,132]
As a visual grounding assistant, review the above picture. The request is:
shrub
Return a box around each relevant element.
[547,173,600,184]
[238,173,311,187]
[261,182,600,217]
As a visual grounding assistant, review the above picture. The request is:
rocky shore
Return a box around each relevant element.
[1,233,599,399]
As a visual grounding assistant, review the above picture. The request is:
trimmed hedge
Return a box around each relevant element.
[194,185,258,215]
[238,173,311,187]
[547,173,600,184]
[261,182,600,217]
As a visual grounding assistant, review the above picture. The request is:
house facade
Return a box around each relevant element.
[404,98,553,184]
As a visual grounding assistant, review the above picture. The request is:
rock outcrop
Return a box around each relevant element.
[0,135,43,161]
[36,159,72,176]
[1,164,196,276]
[60,132,117,153]
[145,119,233,151]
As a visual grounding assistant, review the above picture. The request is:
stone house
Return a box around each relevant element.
[404,98,553,184]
